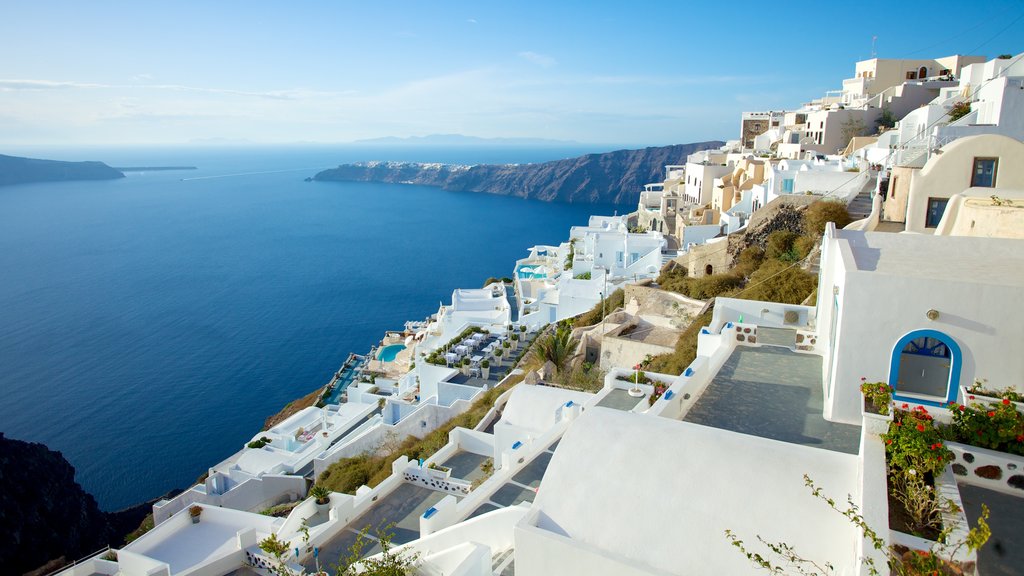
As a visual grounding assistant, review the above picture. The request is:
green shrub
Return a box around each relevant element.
[732,247,764,277]
[765,230,800,260]
[740,259,816,304]
[803,201,852,236]
[793,236,816,260]
[688,273,743,299]
[948,100,972,122]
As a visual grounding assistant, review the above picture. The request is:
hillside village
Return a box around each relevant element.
[57,52,1024,576]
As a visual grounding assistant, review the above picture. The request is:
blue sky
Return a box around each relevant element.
[1,0,1021,147]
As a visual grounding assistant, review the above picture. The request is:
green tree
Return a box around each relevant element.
[536,325,578,372]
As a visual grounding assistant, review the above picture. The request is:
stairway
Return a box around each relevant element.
[846,188,874,220]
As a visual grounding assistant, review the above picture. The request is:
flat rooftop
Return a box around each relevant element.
[683,346,860,454]
[836,230,1024,287]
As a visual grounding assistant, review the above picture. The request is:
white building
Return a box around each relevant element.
[817,225,1024,423]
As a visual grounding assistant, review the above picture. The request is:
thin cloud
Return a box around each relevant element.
[518,51,557,68]
[467,18,477,24]
[0,78,302,100]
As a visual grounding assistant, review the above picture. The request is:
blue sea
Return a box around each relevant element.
[0,145,628,510]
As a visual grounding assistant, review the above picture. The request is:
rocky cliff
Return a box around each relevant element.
[312,141,725,204]
[0,433,155,574]
[0,154,125,187]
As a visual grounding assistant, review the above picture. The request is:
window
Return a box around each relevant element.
[616,251,623,264]
[782,178,794,193]
[630,252,639,264]
[918,66,928,79]
[906,71,917,80]
[971,158,997,187]
[926,197,948,228]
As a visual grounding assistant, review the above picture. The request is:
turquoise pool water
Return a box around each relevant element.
[516,265,548,280]
[377,344,406,362]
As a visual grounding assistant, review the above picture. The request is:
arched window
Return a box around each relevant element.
[918,66,928,79]
[888,330,961,407]
[705,264,714,276]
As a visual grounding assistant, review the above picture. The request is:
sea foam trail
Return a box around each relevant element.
[181,167,323,181]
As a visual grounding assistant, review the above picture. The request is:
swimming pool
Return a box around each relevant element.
[377,344,406,362]
[516,265,548,280]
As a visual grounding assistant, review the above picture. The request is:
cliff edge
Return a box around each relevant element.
[313,141,725,204]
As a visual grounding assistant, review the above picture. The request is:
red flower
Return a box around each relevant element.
[1003,398,1011,405]
[860,377,866,381]
[1017,435,1024,442]
[988,411,996,418]
[916,424,926,432]
[902,403,909,409]
[959,405,966,412]
[969,395,976,400]
[886,439,893,445]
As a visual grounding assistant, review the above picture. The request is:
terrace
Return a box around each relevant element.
[303,483,455,571]
[682,346,861,454]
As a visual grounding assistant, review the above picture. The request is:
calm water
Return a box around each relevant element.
[0,145,627,510]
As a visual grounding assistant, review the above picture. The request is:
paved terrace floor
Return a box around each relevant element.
[682,346,860,454]
[465,443,557,518]
[305,483,452,571]
[597,388,646,411]
[959,484,1024,576]
[440,451,489,483]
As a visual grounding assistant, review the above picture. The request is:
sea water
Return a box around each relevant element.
[0,145,626,510]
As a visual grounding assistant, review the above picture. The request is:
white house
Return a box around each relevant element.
[816,224,1024,424]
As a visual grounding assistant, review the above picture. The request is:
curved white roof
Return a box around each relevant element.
[530,408,860,575]
[236,448,286,476]
[498,385,592,434]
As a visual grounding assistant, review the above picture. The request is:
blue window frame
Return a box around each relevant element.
[888,329,961,407]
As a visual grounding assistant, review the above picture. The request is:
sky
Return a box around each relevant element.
[1,0,1022,147]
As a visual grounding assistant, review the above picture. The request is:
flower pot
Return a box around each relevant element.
[959,385,1024,413]
[191,515,200,524]
[482,367,490,379]
[862,398,893,434]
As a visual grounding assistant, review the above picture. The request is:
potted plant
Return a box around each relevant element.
[481,359,490,379]
[426,462,451,479]
[860,379,894,433]
[309,485,331,511]
[189,505,203,524]
[461,357,471,376]
[520,325,527,335]
[510,333,519,350]
[494,348,503,363]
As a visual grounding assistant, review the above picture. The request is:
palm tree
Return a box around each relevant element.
[536,326,578,372]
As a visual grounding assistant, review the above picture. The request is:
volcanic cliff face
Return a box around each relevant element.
[312,141,725,204]
[0,154,125,187]
[0,433,156,574]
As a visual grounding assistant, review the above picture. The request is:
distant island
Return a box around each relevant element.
[312,141,724,204]
[113,166,198,172]
[352,134,580,146]
[0,154,125,187]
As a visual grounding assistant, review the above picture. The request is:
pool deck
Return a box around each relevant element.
[683,346,861,454]
[305,483,452,570]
